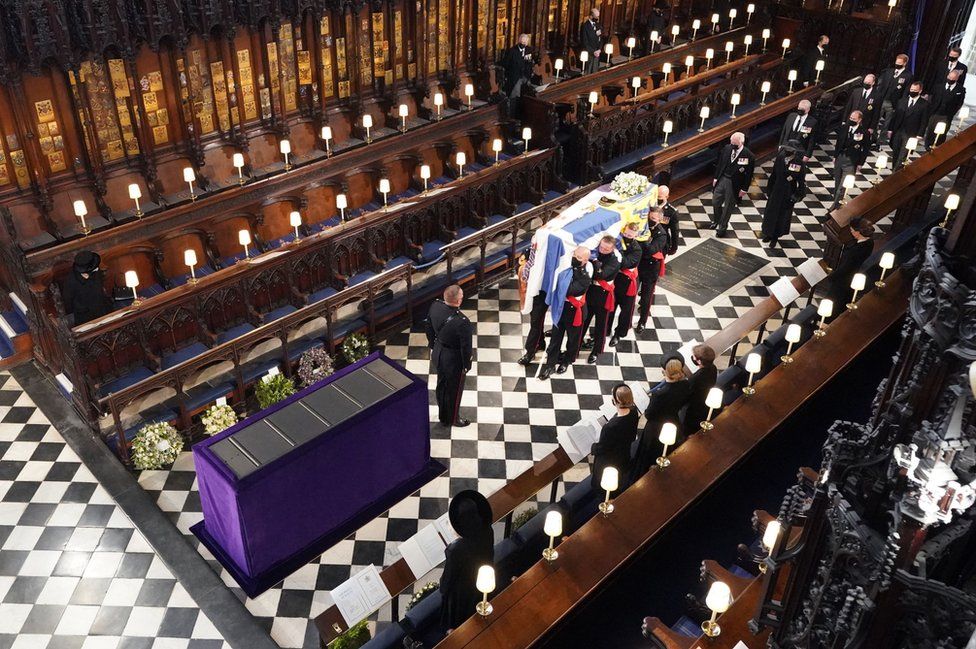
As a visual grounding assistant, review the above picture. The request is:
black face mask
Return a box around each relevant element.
[799,109,807,115]
[895,64,905,70]
[909,91,920,98]
[572,258,583,268]
[948,55,959,62]
[820,44,828,51]
[863,82,872,89]
[947,78,956,85]
[848,119,858,127]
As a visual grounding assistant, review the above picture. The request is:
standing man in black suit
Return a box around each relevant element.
[426,284,473,427]
[829,110,869,212]
[945,47,969,77]
[580,8,603,74]
[502,33,535,98]
[845,74,882,136]
[778,99,817,160]
[876,53,913,144]
[540,246,592,380]
[708,132,755,237]
[581,235,621,364]
[802,35,829,86]
[926,69,967,147]
[657,185,681,256]
[887,82,930,170]
[608,222,642,347]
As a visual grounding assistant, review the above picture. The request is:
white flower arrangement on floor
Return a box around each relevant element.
[609,171,651,198]
[201,403,238,436]
[131,421,184,470]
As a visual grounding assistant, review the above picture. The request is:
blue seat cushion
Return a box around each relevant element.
[543,190,563,202]
[263,304,297,322]
[98,365,155,397]
[403,589,442,634]
[431,175,452,187]
[170,265,215,287]
[309,286,339,303]
[329,318,366,341]
[488,214,507,226]
[269,233,300,248]
[673,615,701,637]
[183,382,235,412]
[287,337,323,361]
[161,341,209,370]
[456,226,478,239]
[216,322,255,345]
[421,240,447,261]
[384,255,413,270]
[361,621,407,649]
[312,217,341,232]
[241,356,280,385]
[514,202,535,214]
[139,283,165,298]
[349,270,375,286]
[467,162,487,173]
[716,365,747,404]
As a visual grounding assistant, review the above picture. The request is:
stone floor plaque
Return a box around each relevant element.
[658,238,768,305]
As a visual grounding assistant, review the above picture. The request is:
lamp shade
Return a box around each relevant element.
[604,43,614,55]
[818,299,834,318]
[684,55,694,67]
[788,69,798,81]
[554,58,564,71]
[420,164,431,179]
[744,352,762,374]
[662,62,672,74]
[434,92,444,106]
[762,520,781,552]
[456,151,466,166]
[744,35,753,45]
[399,104,409,117]
[934,121,947,135]
[875,153,888,170]
[335,193,347,209]
[649,32,658,44]
[238,230,251,246]
[362,114,373,128]
[815,60,825,72]
[748,3,756,11]
[289,210,302,227]
[627,37,636,49]
[321,126,332,140]
[945,193,960,210]
[906,136,918,151]
[705,48,714,60]
[632,76,642,89]
[782,38,791,50]
[785,324,802,344]
[128,183,141,200]
[960,106,971,120]
[842,174,856,190]
[659,422,677,445]
[762,29,770,39]
[378,178,391,194]
[543,510,562,537]
[492,138,503,152]
[663,120,673,133]
[705,581,732,613]
[850,273,866,291]
[522,126,532,140]
[233,152,245,168]
[73,199,87,217]
[600,467,619,492]
[279,139,291,154]
[729,8,737,17]
[705,387,723,410]
[476,565,495,594]
[761,81,771,93]
[692,19,701,29]
[670,25,679,36]
[464,83,474,97]
[879,252,896,270]
[183,167,195,183]
[888,0,896,6]
[580,51,589,62]
[124,270,139,289]
[184,249,197,267]
[711,12,719,23]
[731,93,741,105]
[725,41,734,52]
[700,106,710,119]
[589,91,599,104]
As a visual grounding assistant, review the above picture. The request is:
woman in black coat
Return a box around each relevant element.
[61,251,111,325]
[760,146,806,248]
[631,358,691,482]
[439,490,494,632]
[591,384,640,491]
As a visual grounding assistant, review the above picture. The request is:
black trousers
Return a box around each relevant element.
[608,275,638,338]
[635,258,661,328]
[832,154,856,204]
[581,285,613,355]
[545,303,586,368]
[435,352,466,424]
[524,291,548,354]
[712,176,737,232]
[891,132,912,170]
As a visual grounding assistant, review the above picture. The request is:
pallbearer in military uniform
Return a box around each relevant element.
[425,284,473,427]
[581,235,621,364]
[634,207,670,333]
[608,222,643,347]
[657,185,681,259]
[539,246,592,381]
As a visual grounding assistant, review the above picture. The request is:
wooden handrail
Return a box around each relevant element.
[434,272,910,649]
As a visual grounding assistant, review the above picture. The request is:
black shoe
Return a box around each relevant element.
[587,354,598,364]
[609,335,620,347]
[635,324,646,333]
[704,221,717,230]
[517,353,534,365]
[761,237,770,243]
[769,239,778,248]
[539,366,554,381]
[556,364,568,374]
[581,338,594,351]
[453,418,471,427]
[716,230,729,238]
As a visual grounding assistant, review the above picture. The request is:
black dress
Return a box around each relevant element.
[682,364,719,433]
[590,407,639,491]
[631,379,691,481]
[439,533,493,630]
[761,152,806,243]
[61,270,111,325]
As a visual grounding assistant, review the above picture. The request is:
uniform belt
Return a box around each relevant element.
[596,279,615,311]
[619,267,639,296]
[652,251,666,277]
[566,294,586,327]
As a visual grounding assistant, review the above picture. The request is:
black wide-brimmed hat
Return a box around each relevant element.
[661,352,685,370]
[448,490,492,539]
[73,251,101,274]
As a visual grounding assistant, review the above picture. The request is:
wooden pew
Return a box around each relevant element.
[432,271,910,649]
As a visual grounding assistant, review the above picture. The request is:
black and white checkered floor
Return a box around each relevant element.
[4,131,962,649]
[0,372,231,649]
